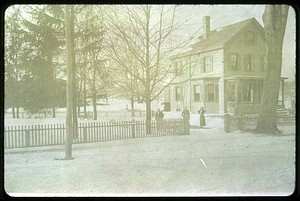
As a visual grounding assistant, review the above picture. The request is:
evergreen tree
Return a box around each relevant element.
[21,5,65,117]
[5,6,27,118]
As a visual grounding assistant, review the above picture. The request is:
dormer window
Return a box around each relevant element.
[174,60,184,76]
[203,56,213,72]
[244,29,256,46]
[247,31,254,44]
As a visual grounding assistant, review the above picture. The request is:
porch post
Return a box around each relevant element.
[235,78,239,114]
[282,79,285,109]
[219,76,225,114]
[203,80,206,109]
[224,80,228,113]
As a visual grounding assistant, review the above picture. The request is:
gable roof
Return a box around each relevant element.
[171,17,265,59]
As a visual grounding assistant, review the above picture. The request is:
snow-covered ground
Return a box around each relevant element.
[4,99,166,125]
[4,121,295,197]
[4,99,296,196]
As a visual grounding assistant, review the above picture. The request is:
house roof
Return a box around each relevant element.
[171,17,264,59]
[225,75,288,80]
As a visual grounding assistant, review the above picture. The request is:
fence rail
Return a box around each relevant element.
[4,119,184,149]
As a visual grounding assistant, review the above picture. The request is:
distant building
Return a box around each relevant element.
[169,16,287,114]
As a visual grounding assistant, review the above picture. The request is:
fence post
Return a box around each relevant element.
[224,113,230,133]
[25,129,31,147]
[238,114,244,131]
[83,127,87,143]
[131,120,135,138]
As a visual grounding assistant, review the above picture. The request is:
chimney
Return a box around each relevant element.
[203,16,211,39]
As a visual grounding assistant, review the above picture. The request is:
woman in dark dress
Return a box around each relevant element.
[198,106,206,128]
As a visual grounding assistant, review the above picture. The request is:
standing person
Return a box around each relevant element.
[155,108,164,131]
[181,107,190,135]
[198,106,206,128]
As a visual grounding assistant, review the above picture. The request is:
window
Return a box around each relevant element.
[241,81,263,102]
[175,87,182,101]
[174,61,183,76]
[245,54,255,71]
[205,83,219,102]
[257,81,263,102]
[247,55,252,71]
[203,56,213,72]
[194,85,200,101]
[242,82,252,102]
[226,81,235,102]
[260,55,266,72]
[231,54,238,70]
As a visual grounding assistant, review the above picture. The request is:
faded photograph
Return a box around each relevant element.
[4,5,295,197]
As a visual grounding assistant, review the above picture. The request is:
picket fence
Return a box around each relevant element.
[4,119,185,149]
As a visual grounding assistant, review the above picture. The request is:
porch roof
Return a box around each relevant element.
[190,76,220,81]
[225,75,288,80]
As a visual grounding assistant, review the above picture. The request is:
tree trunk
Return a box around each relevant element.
[16,107,19,118]
[92,65,97,120]
[145,96,151,134]
[12,106,15,118]
[65,5,74,160]
[77,105,80,116]
[52,107,56,118]
[83,63,87,116]
[131,95,135,119]
[145,5,151,134]
[256,5,289,134]
[72,66,78,139]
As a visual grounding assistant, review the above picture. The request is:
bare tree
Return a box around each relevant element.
[76,5,107,120]
[256,5,289,133]
[106,5,196,133]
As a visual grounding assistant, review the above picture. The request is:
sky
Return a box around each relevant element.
[175,5,296,79]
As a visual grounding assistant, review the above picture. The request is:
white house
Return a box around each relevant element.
[169,16,286,114]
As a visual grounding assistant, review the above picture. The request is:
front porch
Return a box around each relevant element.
[225,75,287,114]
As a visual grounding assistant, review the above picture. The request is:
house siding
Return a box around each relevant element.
[169,18,269,114]
[225,24,266,77]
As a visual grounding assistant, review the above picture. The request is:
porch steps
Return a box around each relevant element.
[277,108,290,117]
[276,108,295,124]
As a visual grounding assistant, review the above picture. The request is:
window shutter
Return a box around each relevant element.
[260,55,263,72]
[188,58,191,76]
[193,85,196,101]
[263,55,266,72]
[200,57,204,73]
[205,84,208,102]
[244,55,248,71]
[251,54,255,71]
[200,84,204,102]
[237,54,241,71]
[227,53,231,70]
[210,55,213,71]
[198,56,203,73]
[215,84,219,102]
